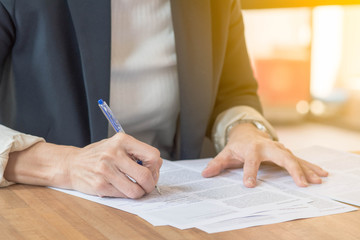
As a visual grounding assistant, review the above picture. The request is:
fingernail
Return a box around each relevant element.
[301,176,308,187]
[311,174,322,183]
[246,177,256,187]
[312,173,320,178]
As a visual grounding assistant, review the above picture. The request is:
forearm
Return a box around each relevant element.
[5,141,77,189]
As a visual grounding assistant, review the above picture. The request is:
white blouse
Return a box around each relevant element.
[110,0,179,159]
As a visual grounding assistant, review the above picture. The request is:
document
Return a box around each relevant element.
[259,146,360,206]
[51,146,358,233]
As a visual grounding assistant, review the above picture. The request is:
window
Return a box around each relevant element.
[243,4,360,130]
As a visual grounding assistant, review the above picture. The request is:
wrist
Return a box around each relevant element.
[52,144,79,189]
[226,121,271,144]
[6,142,79,188]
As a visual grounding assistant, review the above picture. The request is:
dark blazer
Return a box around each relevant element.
[0,0,262,159]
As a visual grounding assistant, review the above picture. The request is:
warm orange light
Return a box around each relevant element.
[311,6,344,99]
[296,100,310,115]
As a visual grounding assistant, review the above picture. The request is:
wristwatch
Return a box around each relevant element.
[225,119,271,143]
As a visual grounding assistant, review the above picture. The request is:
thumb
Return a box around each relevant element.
[202,152,227,178]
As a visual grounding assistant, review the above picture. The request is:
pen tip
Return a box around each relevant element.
[156,186,161,195]
[98,99,104,104]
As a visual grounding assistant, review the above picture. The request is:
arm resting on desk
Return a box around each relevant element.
[2,124,162,199]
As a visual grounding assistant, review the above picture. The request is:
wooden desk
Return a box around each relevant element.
[0,184,359,240]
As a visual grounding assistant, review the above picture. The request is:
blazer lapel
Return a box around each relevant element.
[67,0,111,142]
[170,0,213,159]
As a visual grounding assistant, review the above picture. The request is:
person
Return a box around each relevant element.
[0,0,328,198]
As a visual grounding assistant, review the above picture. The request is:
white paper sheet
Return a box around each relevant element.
[260,146,360,206]
[50,146,359,233]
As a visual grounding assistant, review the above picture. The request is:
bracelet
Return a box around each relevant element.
[225,119,271,144]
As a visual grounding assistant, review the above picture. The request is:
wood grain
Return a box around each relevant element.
[0,184,359,240]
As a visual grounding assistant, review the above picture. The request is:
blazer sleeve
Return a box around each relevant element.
[207,0,263,136]
[0,2,14,81]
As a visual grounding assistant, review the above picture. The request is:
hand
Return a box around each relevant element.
[66,133,162,198]
[6,133,162,198]
[202,123,328,187]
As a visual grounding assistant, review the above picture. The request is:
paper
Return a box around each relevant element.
[259,146,360,206]
[51,146,358,233]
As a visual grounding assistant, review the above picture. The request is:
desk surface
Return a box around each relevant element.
[1,184,359,240]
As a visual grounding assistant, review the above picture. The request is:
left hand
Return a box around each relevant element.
[202,123,328,187]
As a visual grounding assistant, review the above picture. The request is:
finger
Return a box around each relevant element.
[202,152,227,178]
[299,158,329,177]
[153,157,163,183]
[297,157,328,184]
[149,158,162,185]
[153,170,159,185]
[261,146,309,187]
[109,171,147,198]
[110,133,160,191]
[99,160,146,198]
[115,155,156,194]
[281,155,309,187]
[116,133,161,169]
[300,164,323,184]
[202,151,243,178]
[113,133,162,181]
[95,183,128,198]
[131,155,162,184]
[242,157,261,188]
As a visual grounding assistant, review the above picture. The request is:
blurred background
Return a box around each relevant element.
[241,0,360,151]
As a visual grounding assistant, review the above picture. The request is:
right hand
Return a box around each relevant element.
[65,133,162,198]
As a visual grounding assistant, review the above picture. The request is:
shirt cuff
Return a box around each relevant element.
[0,125,45,187]
[212,106,278,153]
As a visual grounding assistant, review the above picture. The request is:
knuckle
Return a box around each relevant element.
[98,150,112,161]
[247,140,263,154]
[158,157,163,167]
[95,160,109,174]
[148,147,161,160]
[153,148,161,157]
[283,153,298,166]
[244,145,262,162]
[286,160,302,174]
[245,157,259,166]
[113,132,131,144]
[93,179,108,194]
[273,141,292,155]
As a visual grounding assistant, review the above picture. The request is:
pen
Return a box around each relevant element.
[98,99,161,194]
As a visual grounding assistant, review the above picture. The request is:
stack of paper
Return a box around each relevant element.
[52,146,359,233]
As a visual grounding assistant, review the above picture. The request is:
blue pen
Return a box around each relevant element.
[98,99,161,194]
[98,99,142,165]
[98,99,125,133]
